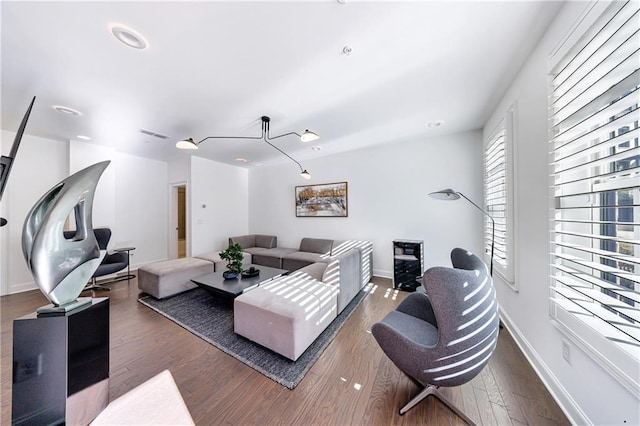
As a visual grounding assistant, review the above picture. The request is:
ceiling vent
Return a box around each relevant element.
[140,129,169,139]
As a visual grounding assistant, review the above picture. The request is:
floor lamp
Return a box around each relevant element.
[429,188,495,276]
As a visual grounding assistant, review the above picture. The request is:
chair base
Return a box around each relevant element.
[83,271,135,292]
[400,385,476,426]
[83,278,111,292]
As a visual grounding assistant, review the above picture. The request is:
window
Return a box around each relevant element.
[484,105,515,285]
[549,0,639,390]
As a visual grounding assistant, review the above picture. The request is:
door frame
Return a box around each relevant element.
[169,181,188,259]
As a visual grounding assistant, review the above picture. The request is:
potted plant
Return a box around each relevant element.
[219,243,244,279]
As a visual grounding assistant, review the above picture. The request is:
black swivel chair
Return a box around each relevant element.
[64,228,129,291]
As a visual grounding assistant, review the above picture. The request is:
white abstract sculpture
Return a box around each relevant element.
[22,161,110,313]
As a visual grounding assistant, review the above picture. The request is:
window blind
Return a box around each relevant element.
[549,0,640,378]
[484,124,512,281]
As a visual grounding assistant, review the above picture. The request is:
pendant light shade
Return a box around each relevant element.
[300,130,320,143]
[176,138,199,150]
[300,169,312,180]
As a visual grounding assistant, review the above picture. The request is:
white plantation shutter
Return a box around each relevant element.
[484,107,515,285]
[549,0,640,389]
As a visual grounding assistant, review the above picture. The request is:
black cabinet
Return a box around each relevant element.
[393,240,424,291]
[12,298,110,426]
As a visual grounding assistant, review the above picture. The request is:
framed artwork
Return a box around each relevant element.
[295,182,348,217]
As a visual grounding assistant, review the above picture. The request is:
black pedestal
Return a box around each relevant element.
[12,297,110,426]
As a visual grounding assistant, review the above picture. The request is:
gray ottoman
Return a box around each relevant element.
[138,258,212,299]
[234,270,338,361]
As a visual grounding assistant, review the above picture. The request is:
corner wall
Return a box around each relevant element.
[0,131,68,294]
[248,130,484,276]
[190,155,249,256]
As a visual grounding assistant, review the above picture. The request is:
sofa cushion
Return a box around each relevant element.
[255,234,277,249]
[252,247,298,269]
[229,235,256,249]
[332,240,374,286]
[299,237,333,254]
[228,234,277,250]
[282,251,329,271]
[243,247,271,256]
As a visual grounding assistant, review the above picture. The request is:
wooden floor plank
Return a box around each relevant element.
[1,275,570,425]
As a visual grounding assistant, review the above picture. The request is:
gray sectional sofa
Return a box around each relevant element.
[233,237,373,360]
[138,233,374,361]
[228,234,371,280]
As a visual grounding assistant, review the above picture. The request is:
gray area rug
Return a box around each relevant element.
[138,286,368,389]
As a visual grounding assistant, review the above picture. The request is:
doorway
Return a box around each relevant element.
[177,186,186,258]
[169,182,188,259]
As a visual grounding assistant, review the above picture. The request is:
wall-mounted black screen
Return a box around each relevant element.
[0,96,35,227]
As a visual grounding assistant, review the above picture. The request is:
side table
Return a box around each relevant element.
[111,246,136,281]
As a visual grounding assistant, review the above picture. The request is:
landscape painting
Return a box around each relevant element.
[295,182,348,217]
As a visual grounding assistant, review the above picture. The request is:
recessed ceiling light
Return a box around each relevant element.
[76,135,91,141]
[235,158,248,163]
[110,24,148,50]
[311,146,322,151]
[427,120,444,128]
[53,105,82,116]
[337,0,347,4]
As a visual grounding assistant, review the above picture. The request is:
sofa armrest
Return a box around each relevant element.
[299,237,333,254]
[297,262,328,282]
[330,248,361,313]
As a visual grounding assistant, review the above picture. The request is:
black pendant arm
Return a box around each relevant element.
[197,134,263,144]
[267,131,302,140]
[262,138,305,172]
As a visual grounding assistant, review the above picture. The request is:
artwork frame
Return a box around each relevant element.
[295,181,348,217]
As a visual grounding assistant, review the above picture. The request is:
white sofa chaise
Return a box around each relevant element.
[234,262,339,361]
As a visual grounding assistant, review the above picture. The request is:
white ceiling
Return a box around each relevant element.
[1,1,563,170]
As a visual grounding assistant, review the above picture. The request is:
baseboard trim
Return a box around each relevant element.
[9,280,38,295]
[373,269,392,279]
[499,307,590,426]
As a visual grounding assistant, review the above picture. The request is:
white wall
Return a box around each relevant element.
[114,152,168,267]
[0,131,68,294]
[69,141,116,230]
[190,155,249,256]
[168,156,190,184]
[249,130,484,276]
[483,2,639,424]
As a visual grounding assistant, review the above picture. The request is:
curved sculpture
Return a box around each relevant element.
[22,161,110,308]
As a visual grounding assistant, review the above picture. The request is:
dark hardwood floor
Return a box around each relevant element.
[1,275,569,425]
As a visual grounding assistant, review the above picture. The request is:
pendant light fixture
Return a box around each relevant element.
[177,116,315,180]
